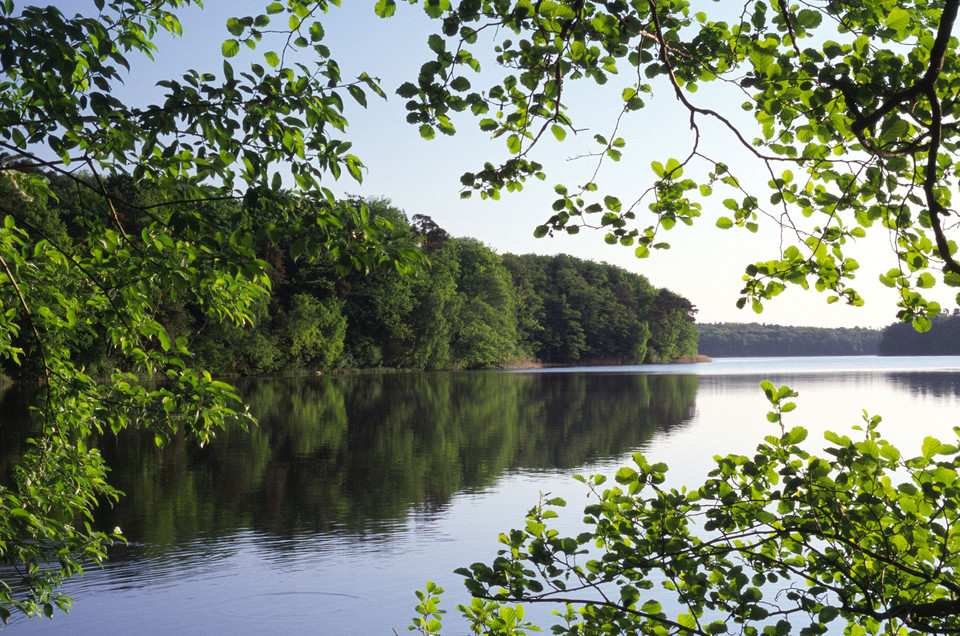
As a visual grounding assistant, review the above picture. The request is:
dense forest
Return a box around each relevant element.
[192,200,699,371]
[1,171,699,378]
[698,323,882,357]
[878,312,960,355]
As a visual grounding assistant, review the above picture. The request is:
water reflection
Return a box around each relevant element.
[887,371,960,398]
[0,371,698,633]
[90,372,698,548]
[0,372,699,556]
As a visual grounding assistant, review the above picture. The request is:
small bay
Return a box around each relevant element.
[3,356,960,634]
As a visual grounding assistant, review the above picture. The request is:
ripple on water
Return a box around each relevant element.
[216,590,366,619]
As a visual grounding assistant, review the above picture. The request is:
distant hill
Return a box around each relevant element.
[698,323,882,357]
[878,313,960,355]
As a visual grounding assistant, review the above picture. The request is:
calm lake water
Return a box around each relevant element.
[3,356,960,634]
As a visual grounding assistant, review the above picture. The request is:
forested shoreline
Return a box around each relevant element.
[2,172,699,380]
[878,312,960,355]
[698,322,882,357]
[13,165,960,378]
[187,199,701,372]
[700,318,960,358]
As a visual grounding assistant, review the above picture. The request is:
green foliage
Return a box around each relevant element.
[279,294,346,369]
[0,0,421,621]
[400,0,960,326]
[14,0,960,627]
[416,392,960,634]
[410,581,446,635]
[387,2,960,630]
[174,204,696,373]
[411,581,541,636]
[645,290,699,363]
[220,220,692,372]
[501,254,671,364]
[405,244,460,369]
[449,239,520,368]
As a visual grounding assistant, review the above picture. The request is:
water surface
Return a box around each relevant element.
[3,357,960,634]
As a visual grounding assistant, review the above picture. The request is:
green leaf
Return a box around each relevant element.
[913,316,932,332]
[226,18,243,36]
[716,217,734,229]
[348,85,367,107]
[880,117,909,144]
[796,9,822,29]
[397,82,418,98]
[677,614,697,630]
[749,47,774,72]
[885,7,911,34]
[375,0,396,17]
[922,436,943,460]
[641,600,662,614]
[157,327,171,352]
[221,39,240,58]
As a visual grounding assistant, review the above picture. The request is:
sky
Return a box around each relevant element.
[87,0,960,329]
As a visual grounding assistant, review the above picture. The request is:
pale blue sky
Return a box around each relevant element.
[85,0,957,328]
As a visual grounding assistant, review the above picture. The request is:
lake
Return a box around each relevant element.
[3,356,960,634]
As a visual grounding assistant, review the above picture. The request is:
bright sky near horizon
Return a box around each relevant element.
[84,0,960,329]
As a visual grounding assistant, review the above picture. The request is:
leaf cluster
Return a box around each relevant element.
[395,0,960,325]
[417,391,960,635]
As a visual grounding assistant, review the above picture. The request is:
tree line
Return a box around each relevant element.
[700,318,960,358]
[697,323,882,357]
[1,171,699,381]
[878,311,960,356]
[197,198,699,371]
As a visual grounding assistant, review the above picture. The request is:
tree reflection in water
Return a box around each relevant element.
[0,371,698,605]
[7,372,697,547]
